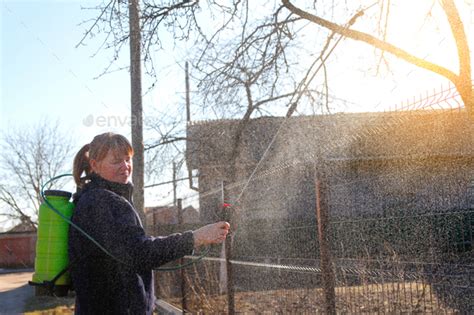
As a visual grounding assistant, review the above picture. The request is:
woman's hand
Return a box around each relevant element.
[193,221,230,247]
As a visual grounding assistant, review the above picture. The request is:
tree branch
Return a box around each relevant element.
[440,0,472,118]
[281,0,459,85]
[441,0,470,84]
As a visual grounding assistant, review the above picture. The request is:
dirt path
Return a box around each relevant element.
[0,271,34,315]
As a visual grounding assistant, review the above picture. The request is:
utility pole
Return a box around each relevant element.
[185,61,191,123]
[129,0,145,225]
[185,62,198,191]
[173,162,177,208]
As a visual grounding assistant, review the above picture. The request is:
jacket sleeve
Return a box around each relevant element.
[72,189,195,270]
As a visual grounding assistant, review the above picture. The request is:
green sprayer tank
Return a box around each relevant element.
[32,190,74,296]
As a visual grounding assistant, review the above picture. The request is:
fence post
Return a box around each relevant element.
[315,168,336,314]
[222,181,235,315]
[177,198,187,314]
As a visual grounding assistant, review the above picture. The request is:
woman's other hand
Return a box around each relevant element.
[193,221,230,247]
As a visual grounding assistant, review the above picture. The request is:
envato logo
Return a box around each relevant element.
[83,114,141,128]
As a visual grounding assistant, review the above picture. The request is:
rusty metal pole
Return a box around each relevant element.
[177,198,187,314]
[316,168,336,314]
[222,181,235,315]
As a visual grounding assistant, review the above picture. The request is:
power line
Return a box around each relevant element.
[144,176,198,188]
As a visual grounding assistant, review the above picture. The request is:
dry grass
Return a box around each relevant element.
[166,281,457,314]
[23,294,75,315]
[22,280,459,314]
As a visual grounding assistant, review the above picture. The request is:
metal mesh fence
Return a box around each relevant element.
[152,84,473,313]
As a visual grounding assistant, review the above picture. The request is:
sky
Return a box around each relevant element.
[0,0,190,230]
[0,0,473,230]
[1,0,190,139]
[2,1,128,137]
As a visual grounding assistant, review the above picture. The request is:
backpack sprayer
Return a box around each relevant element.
[29,173,213,296]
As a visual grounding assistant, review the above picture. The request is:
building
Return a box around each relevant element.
[187,109,473,221]
[0,221,37,268]
[186,109,473,259]
[145,205,200,227]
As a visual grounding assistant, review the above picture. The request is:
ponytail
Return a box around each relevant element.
[73,144,91,187]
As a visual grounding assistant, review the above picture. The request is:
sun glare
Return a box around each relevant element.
[387,1,470,70]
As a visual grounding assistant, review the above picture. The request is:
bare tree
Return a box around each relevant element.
[0,120,74,230]
[78,0,472,186]
[281,0,472,118]
[80,1,471,113]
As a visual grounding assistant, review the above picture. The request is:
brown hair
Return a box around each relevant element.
[73,132,134,187]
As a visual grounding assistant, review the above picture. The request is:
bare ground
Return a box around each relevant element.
[0,271,35,315]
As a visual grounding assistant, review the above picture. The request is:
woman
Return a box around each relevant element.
[69,132,229,314]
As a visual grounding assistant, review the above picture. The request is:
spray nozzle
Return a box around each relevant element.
[219,202,234,222]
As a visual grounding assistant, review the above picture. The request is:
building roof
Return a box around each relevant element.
[5,221,36,233]
[145,205,200,225]
[186,110,474,169]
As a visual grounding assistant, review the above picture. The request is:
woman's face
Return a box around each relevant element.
[90,149,133,184]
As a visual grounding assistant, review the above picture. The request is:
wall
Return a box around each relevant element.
[190,111,474,223]
[0,232,36,268]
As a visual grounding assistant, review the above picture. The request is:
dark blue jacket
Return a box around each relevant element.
[68,174,194,314]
